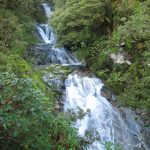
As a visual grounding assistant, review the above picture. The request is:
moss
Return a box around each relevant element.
[7,55,47,92]
[38,64,73,76]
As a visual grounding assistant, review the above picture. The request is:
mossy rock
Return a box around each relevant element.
[38,64,73,76]
[37,64,73,92]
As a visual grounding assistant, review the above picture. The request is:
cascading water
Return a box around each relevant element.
[42,3,52,18]
[36,24,55,44]
[64,74,147,150]
[35,3,80,65]
[34,3,149,150]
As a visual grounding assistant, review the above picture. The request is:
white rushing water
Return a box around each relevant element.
[35,4,81,65]
[35,3,148,150]
[64,74,147,150]
[36,24,55,44]
[42,3,52,18]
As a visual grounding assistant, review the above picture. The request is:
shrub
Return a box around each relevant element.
[51,0,113,48]
[0,72,79,150]
[111,1,150,58]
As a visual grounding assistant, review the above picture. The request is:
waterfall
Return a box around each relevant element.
[34,3,81,65]
[42,3,52,18]
[64,74,146,150]
[36,24,55,44]
[33,3,149,150]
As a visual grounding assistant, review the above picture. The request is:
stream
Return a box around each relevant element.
[33,3,149,150]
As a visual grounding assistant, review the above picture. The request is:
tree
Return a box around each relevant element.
[51,0,113,48]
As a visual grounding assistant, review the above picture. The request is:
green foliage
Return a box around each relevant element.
[103,142,120,150]
[0,1,81,149]
[118,62,150,110]
[75,0,150,111]
[51,0,150,112]
[0,72,79,150]
[0,52,7,64]
[112,1,150,58]
[0,52,7,71]
[112,0,141,26]
[0,0,46,89]
[104,1,150,108]
[0,0,46,59]
[97,1,150,110]
[51,0,113,47]
[6,54,46,92]
[0,0,149,148]
[53,0,66,8]
[0,8,18,53]
[0,8,39,54]
[0,3,39,74]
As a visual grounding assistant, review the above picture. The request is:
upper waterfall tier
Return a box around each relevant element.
[36,24,55,44]
[34,4,81,66]
[42,3,52,18]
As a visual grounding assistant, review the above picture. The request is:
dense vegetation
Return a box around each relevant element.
[51,0,150,117]
[0,72,79,149]
[0,0,80,149]
[0,0,149,149]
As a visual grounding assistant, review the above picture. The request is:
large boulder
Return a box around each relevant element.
[37,64,73,92]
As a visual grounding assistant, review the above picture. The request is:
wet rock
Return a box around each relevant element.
[62,63,86,70]
[55,101,62,110]
[42,74,65,92]
[101,86,116,101]
[29,43,53,65]
[38,64,73,92]
[29,44,82,65]
[135,108,150,127]
[119,108,150,150]
[145,128,150,148]
[54,97,64,112]
[72,70,94,77]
